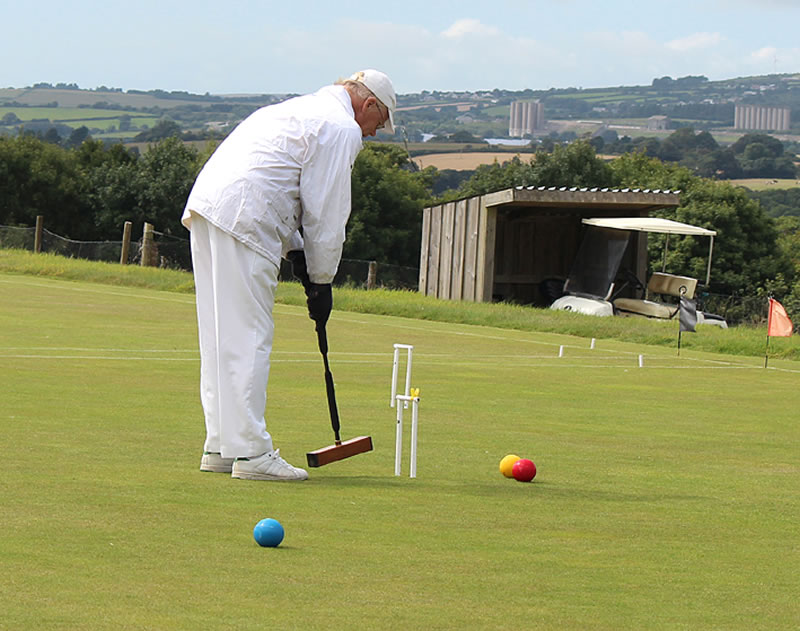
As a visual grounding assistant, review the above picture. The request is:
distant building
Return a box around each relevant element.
[734,105,791,131]
[509,100,544,137]
[647,115,670,131]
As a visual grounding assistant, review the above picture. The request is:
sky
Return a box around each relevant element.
[5,0,800,96]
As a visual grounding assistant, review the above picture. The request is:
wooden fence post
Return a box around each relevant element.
[367,261,377,290]
[120,221,132,264]
[141,222,158,267]
[34,215,44,253]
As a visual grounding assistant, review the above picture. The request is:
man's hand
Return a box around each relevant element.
[285,251,332,326]
[306,283,332,327]
[286,250,311,289]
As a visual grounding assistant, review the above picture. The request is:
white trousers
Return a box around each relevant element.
[189,214,278,459]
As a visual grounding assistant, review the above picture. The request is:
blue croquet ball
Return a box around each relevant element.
[253,518,284,547]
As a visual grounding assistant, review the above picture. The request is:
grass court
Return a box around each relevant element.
[1,270,799,630]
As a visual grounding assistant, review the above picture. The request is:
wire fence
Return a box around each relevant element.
[0,224,421,290]
[0,223,782,325]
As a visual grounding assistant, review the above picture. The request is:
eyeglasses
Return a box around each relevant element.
[373,99,388,130]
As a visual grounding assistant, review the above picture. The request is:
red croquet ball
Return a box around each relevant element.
[512,458,537,482]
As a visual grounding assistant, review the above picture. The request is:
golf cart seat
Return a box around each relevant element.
[614,272,697,319]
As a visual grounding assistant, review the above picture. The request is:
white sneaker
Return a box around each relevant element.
[200,452,234,473]
[231,449,309,481]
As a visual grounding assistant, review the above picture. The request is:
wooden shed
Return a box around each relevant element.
[418,186,681,305]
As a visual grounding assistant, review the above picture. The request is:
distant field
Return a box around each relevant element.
[483,104,510,116]
[0,106,142,121]
[0,87,223,109]
[407,142,486,153]
[0,105,159,132]
[731,178,800,191]
[546,91,673,104]
[414,151,533,170]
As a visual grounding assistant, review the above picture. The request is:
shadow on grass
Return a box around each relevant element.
[304,475,415,487]
[464,478,711,504]
[253,472,711,506]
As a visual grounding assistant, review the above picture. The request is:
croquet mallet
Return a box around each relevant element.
[306,322,373,467]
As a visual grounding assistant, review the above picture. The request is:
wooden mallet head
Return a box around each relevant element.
[306,435,373,468]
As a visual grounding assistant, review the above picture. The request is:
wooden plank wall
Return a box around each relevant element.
[492,213,579,304]
[419,196,493,302]
[462,197,480,300]
[438,203,455,299]
[421,194,665,304]
[418,207,431,293]
[475,199,497,302]
[451,199,467,299]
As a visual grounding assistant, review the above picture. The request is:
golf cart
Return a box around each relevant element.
[550,216,728,328]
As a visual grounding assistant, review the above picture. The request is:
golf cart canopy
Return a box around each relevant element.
[582,217,716,237]
[581,216,716,286]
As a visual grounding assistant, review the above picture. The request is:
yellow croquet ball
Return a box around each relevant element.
[499,454,521,478]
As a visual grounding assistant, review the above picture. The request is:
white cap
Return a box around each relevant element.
[350,69,396,133]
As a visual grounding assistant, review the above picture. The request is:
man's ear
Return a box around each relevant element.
[360,96,375,114]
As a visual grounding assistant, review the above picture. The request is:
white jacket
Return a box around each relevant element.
[183,85,363,284]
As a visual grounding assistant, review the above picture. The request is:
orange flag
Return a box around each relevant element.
[767,298,793,337]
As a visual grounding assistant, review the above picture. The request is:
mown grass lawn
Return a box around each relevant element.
[2,269,799,630]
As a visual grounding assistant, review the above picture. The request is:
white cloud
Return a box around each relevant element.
[585,30,662,57]
[441,18,500,39]
[225,15,798,94]
[267,17,552,92]
[666,32,723,52]
[745,45,800,74]
[750,46,778,62]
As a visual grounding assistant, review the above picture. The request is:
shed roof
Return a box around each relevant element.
[481,186,681,212]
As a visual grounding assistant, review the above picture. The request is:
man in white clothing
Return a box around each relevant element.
[182,69,396,481]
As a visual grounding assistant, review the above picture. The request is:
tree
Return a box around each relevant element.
[749,188,800,218]
[672,179,787,294]
[694,149,742,179]
[731,134,785,158]
[347,144,434,267]
[448,141,614,199]
[611,151,695,192]
[775,216,800,319]
[588,136,605,152]
[64,126,90,149]
[728,133,796,178]
[42,128,62,145]
[132,137,200,237]
[658,127,719,166]
[0,135,89,237]
[78,140,141,238]
[529,141,613,187]
[134,119,182,142]
[448,155,536,199]
[610,152,791,296]
[2,112,22,125]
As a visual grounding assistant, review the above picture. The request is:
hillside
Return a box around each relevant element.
[0,85,284,142]
[2,73,799,147]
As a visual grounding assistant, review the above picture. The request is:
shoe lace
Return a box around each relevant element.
[270,449,294,469]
